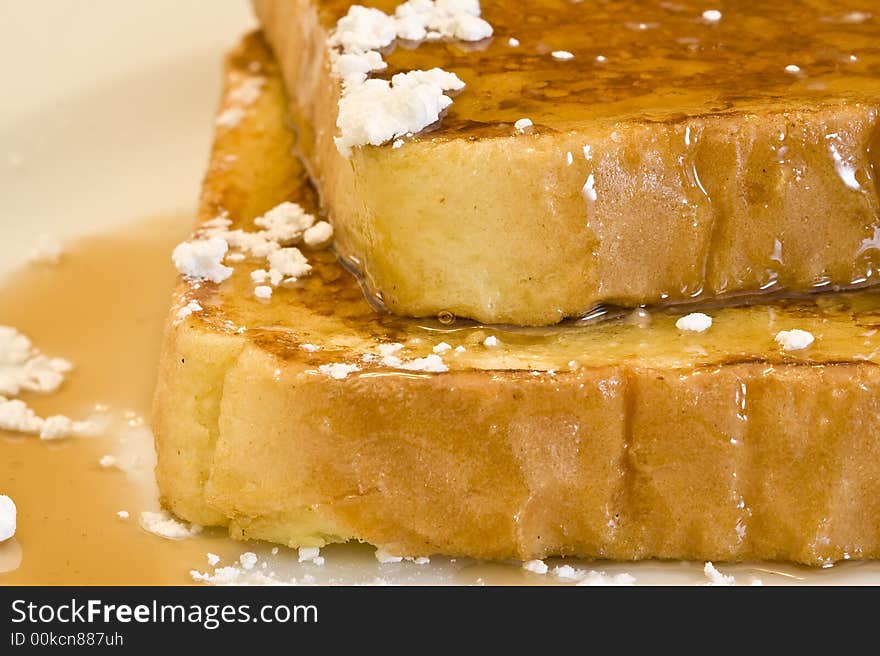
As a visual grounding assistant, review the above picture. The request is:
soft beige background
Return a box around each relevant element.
[0,0,253,277]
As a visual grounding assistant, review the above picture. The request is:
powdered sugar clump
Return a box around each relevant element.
[173,201,335,301]
[775,329,814,351]
[335,68,465,156]
[139,510,202,540]
[172,238,233,284]
[329,6,398,54]
[364,342,449,372]
[319,363,361,380]
[303,222,334,248]
[399,354,448,372]
[0,495,15,542]
[267,248,312,280]
[703,561,736,586]
[330,1,493,156]
[216,71,266,129]
[523,559,548,574]
[395,0,493,42]
[676,312,713,333]
[0,326,71,397]
[0,326,100,441]
[176,300,203,322]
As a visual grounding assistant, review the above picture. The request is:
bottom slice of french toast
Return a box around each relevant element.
[153,33,880,566]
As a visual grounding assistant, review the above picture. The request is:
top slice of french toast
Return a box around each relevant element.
[254,0,880,325]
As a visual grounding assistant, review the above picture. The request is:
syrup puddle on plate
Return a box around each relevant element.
[0,214,240,584]
[1,215,878,586]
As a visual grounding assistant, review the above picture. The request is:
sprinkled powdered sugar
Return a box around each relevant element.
[330,2,493,156]
[523,559,549,574]
[303,221,334,248]
[139,510,202,540]
[239,552,259,571]
[575,571,637,586]
[703,561,736,586]
[376,342,404,364]
[172,238,233,284]
[400,354,448,372]
[0,495,16,542]
[254,202,317,244]
[227,75,266,105]
[775,329,814,351]
[395,0,494,41]
[335,69,466,157]
[191,552,325,586]
[175,70,339,300]
[0,326,99,440]
[190,567,249,585]
[523,559,635,585]
[190,565,285,586]
[329,6,397,54]
[173,200,335,300]
[298,547,325,566]
[298,546,320,562]
[319,363,361,380]
[216,72,266,129]
[375,549,404,564]
[0,326,70,397]
[676,312,713,333]
[176,300,203,321]
[267,248,312,280]
[363,342,449,372]
[551,565,636,586]
[216,107,246,129]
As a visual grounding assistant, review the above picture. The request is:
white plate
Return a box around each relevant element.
[0,0,253,278]
[2,0,877,586]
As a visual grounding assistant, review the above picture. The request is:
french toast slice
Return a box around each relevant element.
[252,0,880,326]
[154,33,880,565]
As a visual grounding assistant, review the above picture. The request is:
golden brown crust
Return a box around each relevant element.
[153,33,880,565]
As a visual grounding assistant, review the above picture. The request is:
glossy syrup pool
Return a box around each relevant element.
[2,215,880,585]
